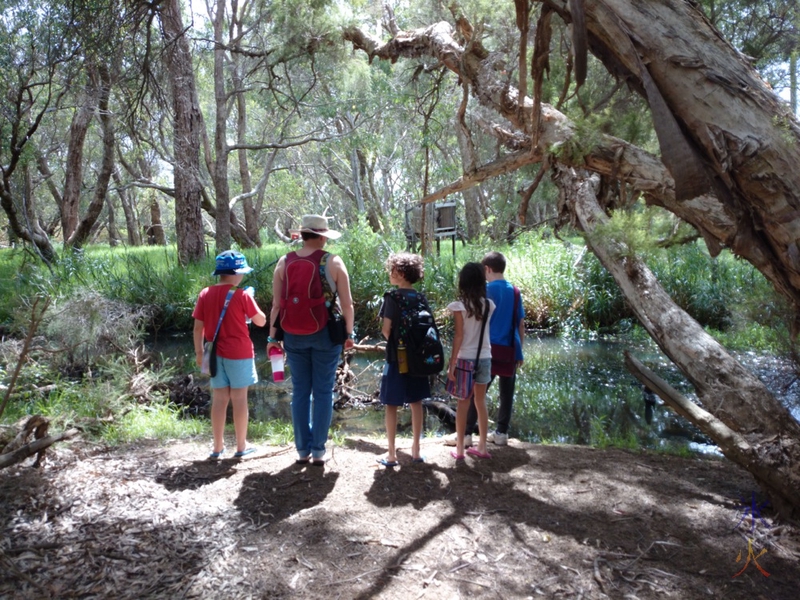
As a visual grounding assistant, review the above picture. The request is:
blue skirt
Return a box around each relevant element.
[379,362,431,406]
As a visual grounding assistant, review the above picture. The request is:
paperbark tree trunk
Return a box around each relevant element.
[455,102,485,240]
[552,0,800,308]
[159,0,206,265]
[67,64,116,250]
[112,169,142,246]
[210,0,231,253]
[60,71,98,243]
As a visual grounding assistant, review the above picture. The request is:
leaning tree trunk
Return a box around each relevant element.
[60,71,98,243]
[159,0,206,265]
[555,166,800,518]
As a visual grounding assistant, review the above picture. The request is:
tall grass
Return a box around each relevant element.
[0,231,787,350]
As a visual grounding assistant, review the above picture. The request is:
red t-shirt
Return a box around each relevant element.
[192,285,259,359]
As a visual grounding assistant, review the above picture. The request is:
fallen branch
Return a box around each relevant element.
[0,426,80,469]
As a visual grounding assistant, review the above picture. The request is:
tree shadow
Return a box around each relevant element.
[350,442,800,599]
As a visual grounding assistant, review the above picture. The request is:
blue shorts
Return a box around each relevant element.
[210,357,258,389]
[473,358,492,384]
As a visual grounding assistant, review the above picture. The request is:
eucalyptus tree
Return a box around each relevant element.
[345,0,800,517]
[156,0,206,263]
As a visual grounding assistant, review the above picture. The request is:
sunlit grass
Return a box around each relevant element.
[103,401,207,444]
[100,401,299,448]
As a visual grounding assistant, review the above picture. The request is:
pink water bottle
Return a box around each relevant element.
[269,346,285,382]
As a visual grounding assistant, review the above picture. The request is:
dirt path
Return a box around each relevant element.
[1,437,799,599]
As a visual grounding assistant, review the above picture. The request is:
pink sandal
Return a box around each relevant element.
[450,450,465,461]
[467,447,492,459]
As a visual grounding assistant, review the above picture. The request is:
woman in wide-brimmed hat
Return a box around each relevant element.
[268,215,355,467]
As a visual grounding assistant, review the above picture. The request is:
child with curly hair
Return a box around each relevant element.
[377,252,431,466]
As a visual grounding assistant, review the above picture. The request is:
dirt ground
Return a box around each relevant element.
[1,436,799,600]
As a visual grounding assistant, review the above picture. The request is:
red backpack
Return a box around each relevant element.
[279,249,330,335]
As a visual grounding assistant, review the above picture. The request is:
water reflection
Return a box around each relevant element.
[151,330,797,453]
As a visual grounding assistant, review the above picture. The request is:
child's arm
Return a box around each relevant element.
[243,291,267,327]
[381,316,392,340]
[193,319,205,367]
[250,306,267,327]
[448,311,464,380]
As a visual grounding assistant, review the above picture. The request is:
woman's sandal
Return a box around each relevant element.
[450,450,465,461]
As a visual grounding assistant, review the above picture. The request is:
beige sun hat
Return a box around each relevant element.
[290,214,342,239]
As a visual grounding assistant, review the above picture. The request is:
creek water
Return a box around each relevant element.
[151,329,799,454]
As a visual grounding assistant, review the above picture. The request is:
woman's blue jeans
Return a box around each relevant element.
[284,329,342,459]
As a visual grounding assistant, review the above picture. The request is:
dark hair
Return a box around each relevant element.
[457,262,486,320]
[481,251,506,274]
[385,252,424,284]
[301,231,323,241]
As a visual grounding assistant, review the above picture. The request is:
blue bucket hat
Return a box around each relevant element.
[213,250,253,276]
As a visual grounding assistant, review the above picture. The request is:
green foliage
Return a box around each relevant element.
[593,208,659,258]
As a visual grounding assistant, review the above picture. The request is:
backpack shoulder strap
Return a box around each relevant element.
[319,252,336,302]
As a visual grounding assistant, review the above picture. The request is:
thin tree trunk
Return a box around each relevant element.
[455,112,483,240]
[149,194,166,245]
[61,70,98,242]
[159,0,206,265]
[67,65,116,250]
[113,169,142,246]
[211,0,231,253]
[234,82,261,246]
[106,195,119,247]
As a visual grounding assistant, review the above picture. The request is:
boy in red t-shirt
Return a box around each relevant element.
[193,251,266,459]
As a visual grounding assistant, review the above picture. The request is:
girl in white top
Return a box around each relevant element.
[447,262,495,460]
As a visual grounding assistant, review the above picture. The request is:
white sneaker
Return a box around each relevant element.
[443,432,473,447]
[489,431,508,446]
